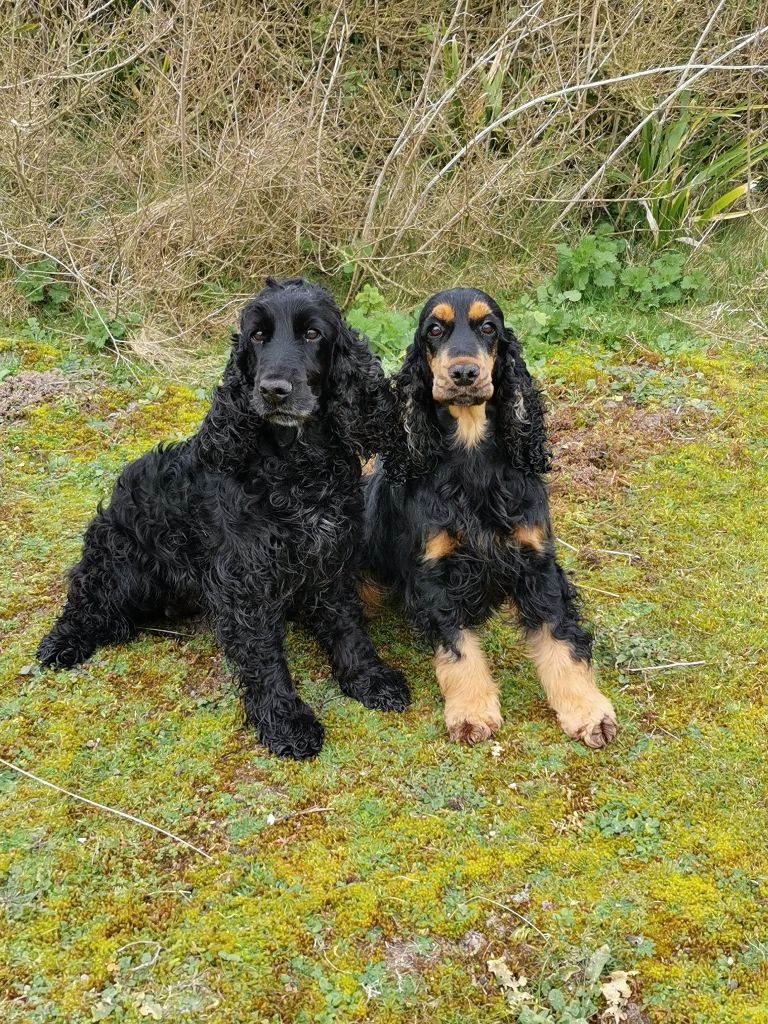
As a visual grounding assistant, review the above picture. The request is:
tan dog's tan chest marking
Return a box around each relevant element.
[448,402,487,448]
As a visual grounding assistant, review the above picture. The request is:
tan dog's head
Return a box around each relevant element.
[419,289,502,406]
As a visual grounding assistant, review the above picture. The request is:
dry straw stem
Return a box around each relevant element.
[0,1,766,337]
[0,756,213,860]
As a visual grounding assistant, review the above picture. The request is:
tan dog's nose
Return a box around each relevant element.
[448,363,480,387]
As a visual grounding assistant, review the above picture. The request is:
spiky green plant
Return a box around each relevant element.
[621,94,768,242]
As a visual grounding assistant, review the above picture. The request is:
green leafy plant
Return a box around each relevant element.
[15,258,71,314]
[553,224,626,294]
[80,307,141,352]
[509,226,710,345]
[346,284,415,372]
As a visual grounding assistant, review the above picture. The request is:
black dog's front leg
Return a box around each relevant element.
[306,584,410,712]
[211,594,324,760]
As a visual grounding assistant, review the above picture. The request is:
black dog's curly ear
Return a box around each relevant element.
[391,334,442,478]
[325,320,399,464]
[493,325,551,474]
[196,309,259,471]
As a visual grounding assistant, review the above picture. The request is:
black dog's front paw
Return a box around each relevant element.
[37,630,94,670]
[343,665,410,712]
[258,704,325,760]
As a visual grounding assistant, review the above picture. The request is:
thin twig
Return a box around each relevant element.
[594,548,639,560]
[462,895,552,942]
[555,537,579,552]
[625,660,707,673]
[0,757,213,861]
[576,583,622,598]
[278,805,331,823]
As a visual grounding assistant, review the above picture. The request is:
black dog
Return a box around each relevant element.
[38,278,409,758]
[363,288,617,748]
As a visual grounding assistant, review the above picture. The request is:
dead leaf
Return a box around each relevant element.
[601,969,636,1023]
[487,957,531,1008]
[138,997,163,1020]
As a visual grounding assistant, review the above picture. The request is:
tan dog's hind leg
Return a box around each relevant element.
[435,630,502,745]
[526,625,617,748]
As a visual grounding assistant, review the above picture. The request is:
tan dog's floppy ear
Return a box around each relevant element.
[392,336,442,478]
[493,324,550,473]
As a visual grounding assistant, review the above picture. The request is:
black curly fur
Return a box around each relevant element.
[38,278,409,759]
[364,287,591,664]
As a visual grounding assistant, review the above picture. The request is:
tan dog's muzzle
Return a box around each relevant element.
[429,353,494,405]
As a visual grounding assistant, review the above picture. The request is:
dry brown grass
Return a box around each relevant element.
[1,0,766,339]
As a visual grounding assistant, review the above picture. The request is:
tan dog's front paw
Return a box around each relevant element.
[445,699,503,746]
[557,693,618,749]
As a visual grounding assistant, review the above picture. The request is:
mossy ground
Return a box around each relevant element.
[1,301,766,1023]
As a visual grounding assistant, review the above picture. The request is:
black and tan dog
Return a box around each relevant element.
[363,288,617,749]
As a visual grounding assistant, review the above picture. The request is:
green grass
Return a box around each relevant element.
[1,285,767,1023]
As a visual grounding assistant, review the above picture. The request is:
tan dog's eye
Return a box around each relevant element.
[480,322,496,336]
[305,328,321,341]
[427,324,443,338]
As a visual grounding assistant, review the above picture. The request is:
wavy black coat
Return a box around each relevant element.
[38,279,409,759]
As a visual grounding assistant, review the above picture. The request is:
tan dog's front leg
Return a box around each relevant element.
[435,629,502,745]
[526,625,617,748]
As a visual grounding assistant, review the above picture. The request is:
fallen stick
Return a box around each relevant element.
[625,661,707,673]
[0,757,213,861]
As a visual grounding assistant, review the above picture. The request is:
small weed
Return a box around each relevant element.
[587,801,665,861]
[15,259,72,314]
[509,226,709,345]
[0,352,20,382]
[346,284,416,372]
[78,307,142,352]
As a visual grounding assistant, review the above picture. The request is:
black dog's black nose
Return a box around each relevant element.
[259,378,293,404]
[448,363,480,387]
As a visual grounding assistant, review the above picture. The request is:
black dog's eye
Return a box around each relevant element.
[427,323,443,338]
[480,322,496,336]
[305,328,321,342]
[252,329,265,343]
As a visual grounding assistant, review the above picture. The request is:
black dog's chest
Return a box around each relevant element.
[233,459,359,570]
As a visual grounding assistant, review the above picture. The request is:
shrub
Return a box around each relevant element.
[509,227,710,345]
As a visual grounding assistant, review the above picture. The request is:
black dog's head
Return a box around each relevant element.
[197,277,397,470]
[236,278,340,428]
[394,287,550,475]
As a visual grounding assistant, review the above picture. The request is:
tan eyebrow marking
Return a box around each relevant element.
[431,302,455,323]
[468,300,492,321]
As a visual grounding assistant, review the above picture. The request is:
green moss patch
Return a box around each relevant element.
[1,322,766,1023]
